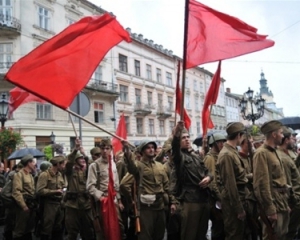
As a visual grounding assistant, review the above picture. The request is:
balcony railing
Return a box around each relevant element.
[157,105,173,118]
[134,103,152,115]
[0,62,14,74]
[0,14,21,32]
[88,80,118,93]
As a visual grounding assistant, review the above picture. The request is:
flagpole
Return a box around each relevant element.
[65,108,135,148]
[175,60,181,124]
[180,0,190,120]
[69,113,78,138]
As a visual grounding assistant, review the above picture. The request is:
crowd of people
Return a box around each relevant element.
[0,119,299,240]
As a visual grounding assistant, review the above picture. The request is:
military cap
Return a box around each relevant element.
[90,147,101,155]
[50,155,65,165]
[288,127,297,136]
[20,154,34,165]
[181,128,189,135]
[252,134,265,143]
[139,141,157,153]
[75,152,84,160]
[226,122,245,136]
[208,133,227,145]
[40,161,52,171]
[99,138,112,147]
[261,120,283,135]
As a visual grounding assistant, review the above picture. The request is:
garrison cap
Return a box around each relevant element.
[181,128,189,136]
[20,154,34,165]
[261,120,283,135]
[90,147,101,155]
[252,134,265,143]
[208,133,227,145]
[139,141,157,153]
[99,138,112,147]
[50,155,65,165]
[226,122,245,136]
[282,126,292,137]
[40,161,52,171]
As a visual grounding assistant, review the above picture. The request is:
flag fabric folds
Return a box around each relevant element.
[101,155,121,240]
[175,65,191,129]
[202,61,221,136]
[5,13,131,109]
[8,87,46,117]
[186,0,275,69]
[112,113,127,154]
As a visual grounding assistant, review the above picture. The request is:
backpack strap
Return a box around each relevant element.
[95,161,101,190]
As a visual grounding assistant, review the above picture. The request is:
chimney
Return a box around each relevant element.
[226,88,231,93]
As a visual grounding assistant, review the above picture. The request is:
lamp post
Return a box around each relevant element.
[0,93,8,128]
[239,87,265,125]
[50,131,56,157]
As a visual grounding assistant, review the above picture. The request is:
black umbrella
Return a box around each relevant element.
[8,148,45,160]
[193,130,227,147]
[278,117,300,130]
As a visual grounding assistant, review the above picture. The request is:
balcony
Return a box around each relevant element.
[0,62,14,75]
[0,14,21,35]
[86,80,119,97]
[134,103,152,116]
[157,105,173,119]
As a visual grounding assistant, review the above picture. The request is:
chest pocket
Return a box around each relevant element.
[269,158,282,179]
[22,174,33,192]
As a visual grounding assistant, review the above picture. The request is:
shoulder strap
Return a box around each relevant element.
[95,162,101,190]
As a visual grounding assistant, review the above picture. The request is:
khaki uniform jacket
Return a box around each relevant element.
[253,144,289,215]
[116,159,127,183]
[204,150,222,201]
[86,157,120,201]
[65,150,90,209]
[36,169,65,199]
[278,148,300,207]
[12,168,35,209]
[217,143,248,214]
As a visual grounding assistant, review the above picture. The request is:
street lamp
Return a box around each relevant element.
[239,87,265,124]
[50,131,56,144]
[0,93,9,128]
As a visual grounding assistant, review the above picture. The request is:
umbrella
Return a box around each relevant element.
[8,148,45,160]
[278,117,300,130]
[193,130,227,147]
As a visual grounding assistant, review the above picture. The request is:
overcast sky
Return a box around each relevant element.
[90,0,300,117]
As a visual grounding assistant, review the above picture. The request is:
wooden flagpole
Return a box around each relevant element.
[175,60,181,124]
[69,113,78,138]
[180,0,190,120]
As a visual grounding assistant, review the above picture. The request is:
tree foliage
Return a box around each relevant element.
[0,127,23,159]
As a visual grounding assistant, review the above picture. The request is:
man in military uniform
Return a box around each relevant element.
[203,133,226,240]
[253,120,290,239]
[12,154,37,240]
[90,147,101,162]
[277,127,300,239]
[252,134,265,150]
[121,139,174,240]
[87,138,125,240]
[36,156,66,240]
[217,122,249,239]
[172,121,212,240]
[65,139,95,240]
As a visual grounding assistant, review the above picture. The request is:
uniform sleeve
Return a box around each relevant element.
[86,163,104,201]
[36,172,57,196]
[120,173,135,203]
[204,155,221,200]
[65,149,77,176]
[124,151,139,176]
[12,172,26,209]
[253,151,276,215]
[219,153,244,214]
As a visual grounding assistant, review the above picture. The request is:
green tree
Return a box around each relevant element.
[0,127,23,159]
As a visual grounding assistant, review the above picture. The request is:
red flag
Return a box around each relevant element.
[186,0,275,69]
[175,66,191,129]
[101,155,121,240]
[202,61,221,135]
[112,113,127,154]
[8,87,46,117]
[5,13,131,109]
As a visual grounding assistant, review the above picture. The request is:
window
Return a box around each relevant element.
[119,85,128,102]
[166,72,172,86]
[157,93,163,107]
[167,96,173,110]
[38,6,50,30]
[119,54,128,72]
[0,43,12,69]
[156,68,162,83]
[94,102,104,123]
[135,89,141,104]
[195,96,200,111]
[185,94,191,109]
[0,0,12,18]
[94,65,102,82]
[159,120,165,135]
[200,82,204,93]
[193,80,198,90]
[134,60,140,76]
[67,18,76,25]
[149,119,155,135]
[196,122,201,135]
[125,116,130,134]
[146,64,152,80]
[136,118,143,134]
[185,77,189,89]
[36,103,52,120]
[147,91,152,106]
[169,121,175,134]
